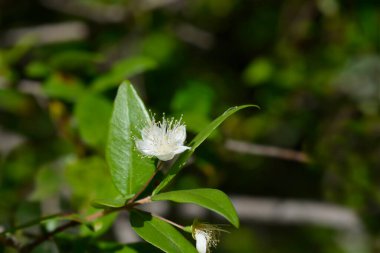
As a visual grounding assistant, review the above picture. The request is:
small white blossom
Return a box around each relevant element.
[195,231,208,253]
[135,116,190,161]
[192,220,224,253]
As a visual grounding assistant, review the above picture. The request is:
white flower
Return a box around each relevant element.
[192,220,224,253]
[135,116,190,161]
[195,230,209,253]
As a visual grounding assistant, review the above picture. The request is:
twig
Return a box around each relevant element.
[20,221,78,253]
[0,235,19,250]
[152,214,186,231]
[225,139,310,163]
[18,209,110,253]
[17,196,152,252]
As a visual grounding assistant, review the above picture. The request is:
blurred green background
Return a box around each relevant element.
[0,0,380,252]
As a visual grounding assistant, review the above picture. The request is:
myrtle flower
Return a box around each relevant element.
[135,115,190,161]
[192,220,225,253]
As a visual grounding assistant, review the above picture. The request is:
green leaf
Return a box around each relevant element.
[152,188,239,228]
[130,210,197,253]
[65,156,120,209]
[106,81,155,196]
[116,242,163,253]
[153,105,258,195]
[91,194,134,209]
[0,89,31,114]
[43,74,85,102]
[92,56,156,92]
[243,58,274,86]
[74,94,112,148]
[29,166,60,201]
[25,61,51,78]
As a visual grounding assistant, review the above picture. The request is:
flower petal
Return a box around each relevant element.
[171,125,187,144]
[173,145,191,155]
[195,232,208,253]
[156,152,176,161]
[135,140,155,156]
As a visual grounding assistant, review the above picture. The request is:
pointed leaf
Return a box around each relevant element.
[153,105,258,195]
[152,188,239,228]
[107,81,155,196]
[130,210,197,253]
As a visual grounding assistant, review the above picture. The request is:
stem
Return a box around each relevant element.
[128,161,163,204]
[20,221,78,253]
[0,212,75,235]
[152,214,186,231]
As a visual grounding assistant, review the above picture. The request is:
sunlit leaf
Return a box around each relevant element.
[130,210,197,253]
[116,242,163,253]
[152,188,239,228]
[106,81,155,196]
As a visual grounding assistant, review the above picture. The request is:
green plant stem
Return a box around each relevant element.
[152,213,187,232]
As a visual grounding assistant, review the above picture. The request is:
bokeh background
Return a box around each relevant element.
[1,0,380,252]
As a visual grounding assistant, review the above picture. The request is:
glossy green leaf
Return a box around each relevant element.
[74,94,112,148]
[92,56,156,92]
[106,81,155,196]
[130,210,197,253]
[152,188,239,228]
[153,105,258,195]
[91,194,134,209]
[116,242,163,253]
